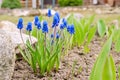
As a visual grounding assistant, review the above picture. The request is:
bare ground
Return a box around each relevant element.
[11,36,120,80]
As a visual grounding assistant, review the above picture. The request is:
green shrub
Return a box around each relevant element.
[1,0,21,9]
[58,0,83,6]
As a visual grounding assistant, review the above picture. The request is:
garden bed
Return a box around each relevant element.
[12,36,120,80]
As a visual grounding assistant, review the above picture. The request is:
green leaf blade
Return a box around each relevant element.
[97,20,106,37]
[89,35,112,80]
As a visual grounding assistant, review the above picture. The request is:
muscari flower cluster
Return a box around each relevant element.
[17,9,75,39]
[17,18,23,30]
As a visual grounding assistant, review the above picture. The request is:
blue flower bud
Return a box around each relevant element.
[62,18,67,27]
[17,18,23,29]
[67,24,75,35]
[26,22,32,31]
[47,9,52,17]
[37,21,41,30]
[60,24,64,30]
[67,25,70,32]
[56,33,60,39]
[51,34,54,38]
[42,21,48,33]
[60,18,67,30]
[34,16,39,26]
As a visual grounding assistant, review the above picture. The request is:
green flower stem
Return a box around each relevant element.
[50,26,57,52]
[37,29,39,40]
[44,33,47,55]
[37,29,40,43]
[70,35,73,49]
[59,30,62,37]
[20,29,26,47]
[53,27,57,40]
[29,31,32,45]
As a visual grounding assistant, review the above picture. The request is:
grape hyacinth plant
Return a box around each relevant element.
[47,9,52,17]
[17,9,75,75]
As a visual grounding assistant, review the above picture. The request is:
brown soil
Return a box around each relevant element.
[12,36,120,80]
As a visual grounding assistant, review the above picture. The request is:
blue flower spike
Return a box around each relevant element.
[48,9,52,17]
[26,22,32,31]
[55,12,60,24]
[42,21,48,33]
[52,15,58,28]
[37,21,41,30]
[60,18,67,30]
[56,33,60,39]
[67,24,75,35]
[34,16,39,26]
[17,18,23,30]
[52,12,60,28]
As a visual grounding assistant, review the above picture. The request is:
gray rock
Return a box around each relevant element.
[111,20,119,30]
[82,7,87,11]
[95,8,102,14]
[0,9,11,15]
[0,21,18,32]
[8,31,37,54]
[0,21,37,79]
[103,9,120,14]
[0,21,37,53]
[0,30,15,80]
[112,8,120,14]
[11,9,40,17]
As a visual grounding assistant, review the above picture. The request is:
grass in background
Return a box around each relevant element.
[0,15,34,25]
[0,12,120,24]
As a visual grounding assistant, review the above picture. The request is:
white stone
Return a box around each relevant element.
[0,21,19,32]
[0,21,37,54]
[0,30,15,80]
[11,9,40,17]
[95,8,102,14]
[83,8,87,11]
[12,9,29,17]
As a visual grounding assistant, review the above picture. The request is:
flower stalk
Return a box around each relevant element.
[44,33,46,55]
[20,29,25,47]
[28,31,32,45]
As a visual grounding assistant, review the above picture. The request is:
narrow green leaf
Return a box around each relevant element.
[84,15,95,33]
[32,27,37,37]
[26,42,35,54]
[112,29,120,42]
[46,47,50,57]
[89,35,112,80]
[109,55,116,80]
[87,26,96,44]
[97,20,106,37]
[18,46,30,64]
[102,55,116,80]
[115,35,120,52]
[118,65,120,80]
